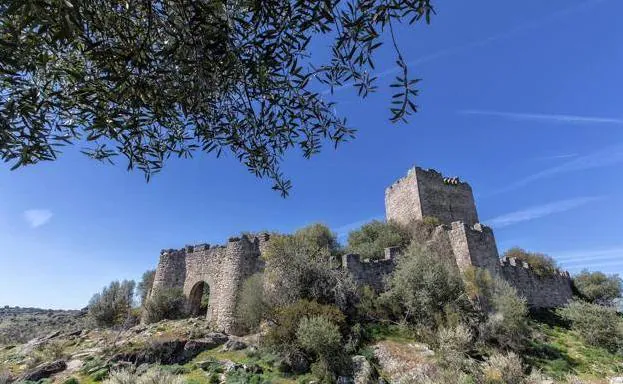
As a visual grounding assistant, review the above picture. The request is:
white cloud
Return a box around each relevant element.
[458,110,623,125]
[23,209,53,228]
[486,196,601,228]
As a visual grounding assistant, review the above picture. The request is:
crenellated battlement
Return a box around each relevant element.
[499,257,571,279]
[341,247,400,292]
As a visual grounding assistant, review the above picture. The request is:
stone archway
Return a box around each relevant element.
[188,281,211,319]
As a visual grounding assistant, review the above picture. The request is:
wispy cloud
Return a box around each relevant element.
[533,153,579,161]
[486,196,602,228]
[334,215,383,240]
[323,0,607,95]
[23,209,53,228]
[458,110,623,125]
[545,246,623,272]
[493,143,623,194]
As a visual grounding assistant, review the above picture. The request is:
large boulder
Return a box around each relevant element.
[19,360,67,382]
[373,341,435,383]
[183,332,229,359]
[352,355,377,384]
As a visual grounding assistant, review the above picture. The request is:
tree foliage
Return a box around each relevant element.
[382,241,469,328]
[346,220,409,260]
[1,0,434,196]
[88,280,136,327]
[263,224,356,312]
[137,269,156,306]
[573,269,622,306]
[557,300,623,353]
[503,247,558,277]
[142,287,187,324]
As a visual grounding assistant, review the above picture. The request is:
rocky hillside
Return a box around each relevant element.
[1,316,623,383]
[0,307,89,346]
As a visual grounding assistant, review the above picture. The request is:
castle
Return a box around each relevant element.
[149,166,573,333]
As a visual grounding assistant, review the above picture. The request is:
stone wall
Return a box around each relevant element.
[149,234,268,334]
[445,222,502,277]
[500,257,573,308]
[385,167,479,226]
[341,247,400,292]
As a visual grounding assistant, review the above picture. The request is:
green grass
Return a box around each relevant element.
[525,320,623,381]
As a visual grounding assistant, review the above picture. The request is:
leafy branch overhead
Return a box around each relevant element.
[0,0,434,195]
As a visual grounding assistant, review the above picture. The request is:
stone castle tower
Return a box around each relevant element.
[382,166,573,307]
[149,165,573,334]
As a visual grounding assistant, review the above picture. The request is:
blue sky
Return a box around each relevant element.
[2,0,623,309]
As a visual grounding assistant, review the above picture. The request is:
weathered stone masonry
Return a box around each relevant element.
[382,166,573,308]
[150,234,269,334]
[150,165,573,334]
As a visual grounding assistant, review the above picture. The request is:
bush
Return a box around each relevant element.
[236,273,270,331]
[265,300,345,353]
[481,278,529,351]
[263,225,358,313]
[104,368,184,384]
[406,216,442,245]
[296,316,342,357]
[0,372,11,384]
[557,300,623,352]
[88,280,136,327]
[382,241,470,328]
[573,270,622,305]
[503,248,558,277]
[436,324,473,371]
[346,220,410,260]
[142,287,187,324]
[480,351,524,384]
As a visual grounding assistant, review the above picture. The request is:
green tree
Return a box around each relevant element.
[137,269,156,306]
[1,0,434,196]
[573,270,622,306]
[142,287,188,324]
[263,224,357,312]
[503,247,558,277]
[88,280,136,327]
[346,220,409,260]
[382,242,470,328]
[558,300,623,353]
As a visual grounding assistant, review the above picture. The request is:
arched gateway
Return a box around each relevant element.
[149,234,269,334]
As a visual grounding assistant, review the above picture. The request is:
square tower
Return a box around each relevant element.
[385,167,479,226]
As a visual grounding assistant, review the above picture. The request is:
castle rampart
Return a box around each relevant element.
[149,234,267,334]
[150,165,573,332]
[341,248,400,292]
[500,257,573,308]
[382,166,573,309]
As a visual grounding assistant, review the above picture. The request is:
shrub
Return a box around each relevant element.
[104,368,184,384]
[263,226,358,313]
[137,269,156,306]
[265,300,345,353]
[88,280,136,327]
[557,300,623,352]
[481,278,529,351]
[142,287,187,324]
[236,273,270,331]
[573,270,622,305]
[0,372,11,384]
[62,378,80,384]
[296,316,342,357]
[436,324,473,371]
[346,220,410,260]
[480,351,524,384]
[407,216,442,245]
[382,241,470,328]
[293,223,341,256]
[503,248,558,277]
